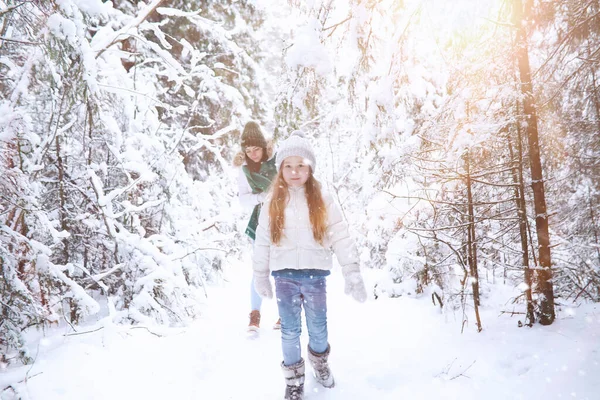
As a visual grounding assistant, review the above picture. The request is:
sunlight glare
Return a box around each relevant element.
[398,0,506,58]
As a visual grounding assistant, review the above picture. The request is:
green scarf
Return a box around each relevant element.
[242,156,277,240]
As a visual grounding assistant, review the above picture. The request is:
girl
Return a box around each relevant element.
[252,131,367,400]
[234,121,280,332]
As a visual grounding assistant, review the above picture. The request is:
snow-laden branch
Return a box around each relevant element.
[187,122,238,155]
[155,7,201,18]
[0,1,30,17]
[93,0,165,59]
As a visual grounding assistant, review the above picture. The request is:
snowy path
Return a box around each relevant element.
[1,255,599,400]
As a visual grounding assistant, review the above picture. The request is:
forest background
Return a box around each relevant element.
[1,0,599,367]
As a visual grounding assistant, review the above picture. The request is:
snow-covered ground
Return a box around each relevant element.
[1,254,599,400]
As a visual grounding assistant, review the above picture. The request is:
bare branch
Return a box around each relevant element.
[0,37,40,45]
[63,326,104,337]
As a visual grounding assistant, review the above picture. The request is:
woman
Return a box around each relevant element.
[233,121,280,332]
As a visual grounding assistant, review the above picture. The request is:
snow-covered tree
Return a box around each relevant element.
[0,0,273,362]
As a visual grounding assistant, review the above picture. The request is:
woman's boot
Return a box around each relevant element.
[247,310,260,332]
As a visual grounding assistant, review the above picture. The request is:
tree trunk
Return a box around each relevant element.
[56,134,69,265]
[513,0,555,325]
[587,41,600,265]
[507,122,535,326]
[465,150,482,332]
[588,188,600,265]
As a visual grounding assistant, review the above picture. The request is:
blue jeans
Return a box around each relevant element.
[274,276,328,366]
[250,240,262,312]
[250,275,263,311]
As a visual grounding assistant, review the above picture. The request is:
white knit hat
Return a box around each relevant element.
[275,130,316,171]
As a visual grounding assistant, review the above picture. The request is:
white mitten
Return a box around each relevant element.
[257,192,267,204]
[254,275,273,299]
[342,264,367,303]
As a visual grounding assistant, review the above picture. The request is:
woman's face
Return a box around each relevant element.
[281,156,310,187]
[245,146,264,163]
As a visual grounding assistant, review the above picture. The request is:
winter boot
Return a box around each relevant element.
[308,344,335,388]
[248,310,260,332]
[282,359,305,400]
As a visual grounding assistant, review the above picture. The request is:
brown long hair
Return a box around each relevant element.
[269,169,328,246]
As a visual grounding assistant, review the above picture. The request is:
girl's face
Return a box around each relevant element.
[245,146,264,163]
[281,156,311,187]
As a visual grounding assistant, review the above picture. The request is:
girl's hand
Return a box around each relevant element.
[254,275,273,299]
[342,265,367,303]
